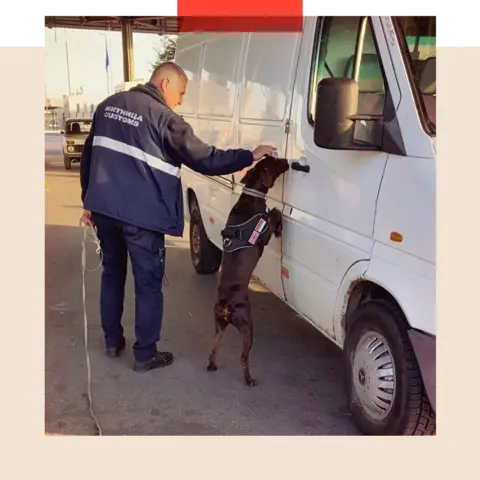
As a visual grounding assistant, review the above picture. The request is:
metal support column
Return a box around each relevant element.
[121,19,134,82]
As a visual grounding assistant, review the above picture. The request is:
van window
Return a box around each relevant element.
[309,17,386,123]
[241,33,299,122]
[175,44,202,116]
[396,16,436,130]
[199,34,243,117]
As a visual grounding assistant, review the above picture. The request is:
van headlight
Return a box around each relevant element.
[67,145,74,153]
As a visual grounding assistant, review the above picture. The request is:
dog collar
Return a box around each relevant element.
[242,187,267,200]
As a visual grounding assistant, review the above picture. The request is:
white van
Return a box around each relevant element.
[175,16,436,436]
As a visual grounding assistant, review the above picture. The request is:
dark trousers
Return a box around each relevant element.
[91,213,166,361]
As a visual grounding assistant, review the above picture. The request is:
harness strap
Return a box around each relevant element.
[221,226,245,240]
[221,209,270,252]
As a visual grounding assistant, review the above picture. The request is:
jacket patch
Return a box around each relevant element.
[248,218,267,244]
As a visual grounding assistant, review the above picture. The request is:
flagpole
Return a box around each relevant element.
[105,35,110,96]
[64,28,72,96]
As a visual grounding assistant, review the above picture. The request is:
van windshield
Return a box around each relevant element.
[396,16,436,131]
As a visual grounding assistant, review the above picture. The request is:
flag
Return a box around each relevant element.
[105,37,110,71]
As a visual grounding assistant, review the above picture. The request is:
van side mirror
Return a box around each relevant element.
[60,130,65,135]
[313,77,382,150]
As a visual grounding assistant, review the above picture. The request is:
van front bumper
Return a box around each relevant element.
[408,329,436,412]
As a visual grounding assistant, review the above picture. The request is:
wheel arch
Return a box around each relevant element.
[334,260,436,412]
[334,259,435,343]
[185,187,197,221]
[345,280,408,335]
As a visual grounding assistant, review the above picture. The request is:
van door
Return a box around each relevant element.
[282,17,401,339]
[233,30,303,299]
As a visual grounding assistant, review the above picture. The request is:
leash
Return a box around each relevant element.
[81,224,103,435]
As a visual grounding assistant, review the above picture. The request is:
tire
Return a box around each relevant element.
[189,199,222,275]
[64,156,72,170]
[344,299,436,435]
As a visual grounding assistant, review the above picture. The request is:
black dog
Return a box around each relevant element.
[207,155,290,386]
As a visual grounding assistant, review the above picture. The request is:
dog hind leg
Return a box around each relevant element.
[207,303,230,371]
[207,322,227,371]
[240,324,257,386]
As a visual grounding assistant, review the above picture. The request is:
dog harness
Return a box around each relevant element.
[221,209,270,253]
[221,187,272,253]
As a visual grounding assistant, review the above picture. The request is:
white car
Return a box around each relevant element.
[61,117,92,170]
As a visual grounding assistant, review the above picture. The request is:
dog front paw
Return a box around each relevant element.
[270,208,283,237]
[273,220,283,237]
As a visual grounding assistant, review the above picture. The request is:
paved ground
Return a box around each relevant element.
[45,133,359,436]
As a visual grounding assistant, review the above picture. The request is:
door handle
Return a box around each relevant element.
[291,161,310,173]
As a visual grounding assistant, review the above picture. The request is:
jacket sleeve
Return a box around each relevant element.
[80,112,97,204]
[162,113,254,176]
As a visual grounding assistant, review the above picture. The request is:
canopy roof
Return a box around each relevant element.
[42,12,178,34]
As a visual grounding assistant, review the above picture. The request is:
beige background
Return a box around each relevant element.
[0,45,478,477]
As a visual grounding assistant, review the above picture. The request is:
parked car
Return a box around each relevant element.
[175,16,436,435]
[61,117,92,170]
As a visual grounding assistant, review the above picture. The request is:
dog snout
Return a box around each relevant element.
[279,158,290,172]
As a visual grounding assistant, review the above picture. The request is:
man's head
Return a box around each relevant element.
[150,61,188,110]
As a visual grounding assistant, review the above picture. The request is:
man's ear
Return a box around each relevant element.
[159,78,169,93]
[240,168,255,185]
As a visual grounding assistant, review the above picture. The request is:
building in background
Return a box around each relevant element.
[115,79,145,93]
[64,91,96,120]
[45,80,145,132]
[45,94,64,131]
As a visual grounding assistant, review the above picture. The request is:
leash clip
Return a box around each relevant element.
[90,226,102,255]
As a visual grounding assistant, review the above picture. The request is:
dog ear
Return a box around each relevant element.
[262,170,275,189]
[240,168,255,185]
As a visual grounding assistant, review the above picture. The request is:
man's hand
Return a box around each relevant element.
[252,145,277,162]
[79,209,93,227]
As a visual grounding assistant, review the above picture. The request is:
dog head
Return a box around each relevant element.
[240,155,290,191]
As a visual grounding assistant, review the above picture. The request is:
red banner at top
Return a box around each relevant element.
[177,0,303,16]
[175,0,478,17]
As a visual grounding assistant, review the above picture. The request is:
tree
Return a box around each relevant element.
[151,35,178,69]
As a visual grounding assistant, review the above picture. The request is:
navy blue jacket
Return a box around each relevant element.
[80,82,254,236]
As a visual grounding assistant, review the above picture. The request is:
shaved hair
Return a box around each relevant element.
[150,61,187,84]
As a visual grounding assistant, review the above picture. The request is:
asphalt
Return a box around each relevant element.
[44,133,359,436]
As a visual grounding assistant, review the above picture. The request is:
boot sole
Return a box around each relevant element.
[106,344,126,358]
[133,359,174,372]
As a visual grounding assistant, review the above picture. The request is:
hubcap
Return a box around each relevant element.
[191,224,201,256]
[352,331,396,420]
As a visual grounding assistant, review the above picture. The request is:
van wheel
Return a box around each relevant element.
[344,299,436,435]
[189,201,222,275]
[64,156,72,170]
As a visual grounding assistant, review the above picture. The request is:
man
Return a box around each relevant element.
[79,61,276,372]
